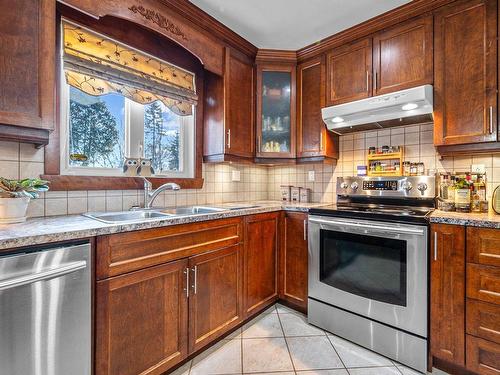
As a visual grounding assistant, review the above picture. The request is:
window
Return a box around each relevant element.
[60,20,197,179]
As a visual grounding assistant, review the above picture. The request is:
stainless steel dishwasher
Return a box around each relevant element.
[0,242,91,375]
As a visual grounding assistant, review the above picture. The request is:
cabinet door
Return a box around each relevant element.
[225,48,255,159]
[0,0,55,130]
[466,335,500,375]
[96,259,188,375]
[430,224,466,366]
[373,15,433,96]
[280,212,308,312]
[326,38,372,105]
[188,245,243,352]
[256,64,296,159]
[297,57,339,160]
[434,0,497,146]
[244,212,279,316]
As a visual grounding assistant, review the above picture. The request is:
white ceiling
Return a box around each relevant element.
[189,0,412,50]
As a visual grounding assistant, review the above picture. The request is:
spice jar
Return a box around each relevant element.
[417,162,425,176]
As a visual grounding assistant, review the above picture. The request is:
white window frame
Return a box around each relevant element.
[60,71,195,179]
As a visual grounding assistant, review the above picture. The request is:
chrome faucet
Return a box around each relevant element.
[142,178,180,209]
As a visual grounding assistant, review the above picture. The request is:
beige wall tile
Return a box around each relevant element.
[0,141,19,161]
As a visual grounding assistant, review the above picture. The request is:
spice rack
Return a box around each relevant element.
[367,150,404,177]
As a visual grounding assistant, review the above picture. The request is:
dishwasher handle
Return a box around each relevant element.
[0,260,87,291]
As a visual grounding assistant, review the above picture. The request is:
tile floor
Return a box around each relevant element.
[168,304,449,375]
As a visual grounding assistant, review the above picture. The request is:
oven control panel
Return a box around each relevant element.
[362,180,398,191]
[337,176,436,198]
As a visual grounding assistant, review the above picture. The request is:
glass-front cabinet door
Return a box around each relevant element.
[256,64,296,159]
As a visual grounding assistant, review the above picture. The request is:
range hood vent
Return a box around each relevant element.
[322,85,433,135]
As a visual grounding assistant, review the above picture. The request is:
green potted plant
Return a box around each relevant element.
[0,177,49,223]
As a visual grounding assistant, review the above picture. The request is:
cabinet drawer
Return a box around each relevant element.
[466,335,500,374]
[96,217,243,279]
[467,227,500,267]
[467,264,500,305]
[467,299,500,344]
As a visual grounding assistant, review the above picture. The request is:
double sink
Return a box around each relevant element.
[84,205,259,224]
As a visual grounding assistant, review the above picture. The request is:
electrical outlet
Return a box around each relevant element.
[231,170,241,182]
[471,164,486,174]
[308,170,315,182]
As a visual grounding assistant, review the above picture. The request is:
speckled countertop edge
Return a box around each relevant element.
[0,201,327,251]
[429,210,500,229]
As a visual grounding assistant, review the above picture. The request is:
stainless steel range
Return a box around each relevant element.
[308,176,436,373]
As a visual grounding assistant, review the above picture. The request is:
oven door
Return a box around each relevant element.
[308,215,428,337]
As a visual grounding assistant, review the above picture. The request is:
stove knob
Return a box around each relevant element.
[417,183,428,195]
[402,181,413,191]
[350,182,359,190]
[340,182,349,189]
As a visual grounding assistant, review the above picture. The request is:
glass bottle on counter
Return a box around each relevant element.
[454,175,471,213]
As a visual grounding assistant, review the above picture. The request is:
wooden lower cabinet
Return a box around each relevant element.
[279,212,308,312]
[188,245,243,352]
[95,259,189,375]
[430,223,466,367]
[244,212,280,316]
[466,335,500,374]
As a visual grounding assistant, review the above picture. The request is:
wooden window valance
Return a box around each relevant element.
[62,20,198,116]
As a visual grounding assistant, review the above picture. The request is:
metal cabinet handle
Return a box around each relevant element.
[320,132,323,151]
[184,268,190,298]
[489,106,494,134]
[303,220,307,241]
[0,261,87,291]
[258,136,262,153]
[191,266,197,294]
[366,71,369,92]
[227,129,231,149]
[374,71,378,92]
[434,231,438,261]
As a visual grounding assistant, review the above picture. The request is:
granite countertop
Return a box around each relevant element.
[0,201,326,251]
[429,210,500,229]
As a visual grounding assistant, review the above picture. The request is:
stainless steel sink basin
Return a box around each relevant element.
[160,206,225,216]
[225,205,260,210]
[84,210,172,224]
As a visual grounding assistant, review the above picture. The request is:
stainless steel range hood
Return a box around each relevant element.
[322,85,433,135]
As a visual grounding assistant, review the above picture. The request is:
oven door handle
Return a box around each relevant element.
[309,218,425,236]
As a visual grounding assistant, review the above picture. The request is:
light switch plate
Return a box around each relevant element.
[231,170,241,182]
[308,170,315,182]
[471,164,486,174]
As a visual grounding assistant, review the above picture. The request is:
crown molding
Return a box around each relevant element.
[158,0,258,58]
[297,0,457,62]
[256,49,297,64]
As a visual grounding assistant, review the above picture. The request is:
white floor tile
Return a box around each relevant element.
[297,370,349,375]
[242,312,283,338]
[287,336,344,371]
[276,303,304,316]
[168,361,191,375]
[279,313,325,337]
[190,338,242,375]
[348,367,401,375]
[396,365,423,375]
[327,335,393,368]
[243,338,294,373]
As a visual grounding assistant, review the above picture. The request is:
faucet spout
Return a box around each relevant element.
[141,178,181,209]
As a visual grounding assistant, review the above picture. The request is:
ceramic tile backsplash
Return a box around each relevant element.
[0,140,268,217]
[268,123,500,203]
[2,122,500,218]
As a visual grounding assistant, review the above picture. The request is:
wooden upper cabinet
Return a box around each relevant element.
[188,245,243,353]
[434,0,498,146]
[297,57,339,161]
[430,224,466,367]
[326,38,372,105]
[224,48,255,159]
[204,48,254,162]
[279,212,308,312]
[0,0,55,140]
[256,63,296,160]
[373,15,433,96]
[95,259,189,375]
[244,212,280,316]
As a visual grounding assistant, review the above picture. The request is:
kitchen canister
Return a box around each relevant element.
[280,185,291,201]
[290,187,301,202]
[299,187,311,203]
[492,185,500,214]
